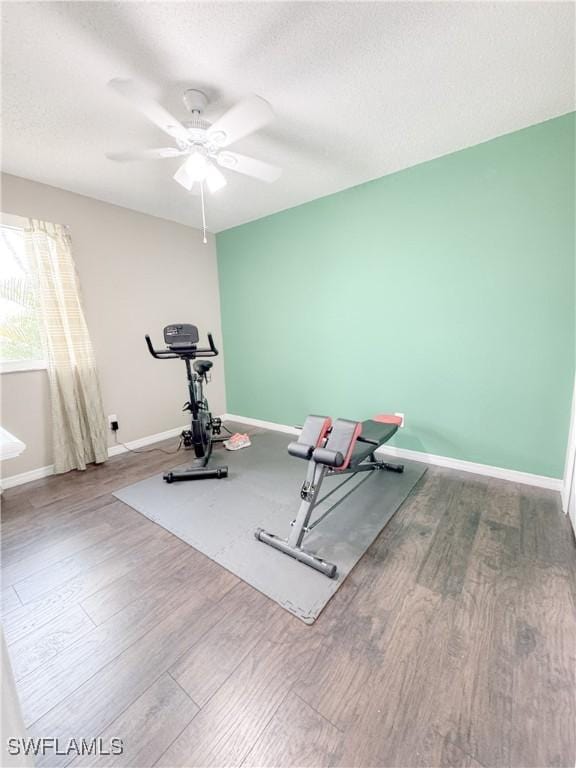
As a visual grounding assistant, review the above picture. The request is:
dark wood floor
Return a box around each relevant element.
[2,441,575,768]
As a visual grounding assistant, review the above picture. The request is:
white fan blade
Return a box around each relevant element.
[106,148,187,162]
[109,79,190,143]
[207,95,274,147]
[217,151,281,183]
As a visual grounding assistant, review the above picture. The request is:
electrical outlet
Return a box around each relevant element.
[394,412,405,428]
[108,414,119,432]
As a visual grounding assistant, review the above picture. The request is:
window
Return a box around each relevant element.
[0,215,46,373]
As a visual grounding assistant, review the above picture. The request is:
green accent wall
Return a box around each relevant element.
[217,113,575,478]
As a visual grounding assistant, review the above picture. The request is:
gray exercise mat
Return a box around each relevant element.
[114,427,426,623]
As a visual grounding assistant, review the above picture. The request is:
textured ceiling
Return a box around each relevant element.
[2,2,574,232]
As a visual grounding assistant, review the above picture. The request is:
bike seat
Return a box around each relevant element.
[193,360,213,375]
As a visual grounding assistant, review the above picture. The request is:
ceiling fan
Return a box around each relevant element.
[106,79,282,196]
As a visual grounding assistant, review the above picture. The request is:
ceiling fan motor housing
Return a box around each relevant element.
[182,89,209,115]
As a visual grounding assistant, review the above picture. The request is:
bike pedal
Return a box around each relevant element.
[212,417,222,435]
[181,429,194,448]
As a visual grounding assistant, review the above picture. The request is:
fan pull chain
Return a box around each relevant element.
[200,180,207,244]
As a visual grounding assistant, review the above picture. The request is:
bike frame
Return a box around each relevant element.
[145,325,228,481]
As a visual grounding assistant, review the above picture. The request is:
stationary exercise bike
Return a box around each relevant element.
[145,324,228,482]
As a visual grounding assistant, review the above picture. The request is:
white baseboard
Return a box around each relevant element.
[2,415,562,494]
[1,424,189,490]
[223,413,299,436]
[0,463,55,490]
[374,445,561,491]
[223,413,562,492]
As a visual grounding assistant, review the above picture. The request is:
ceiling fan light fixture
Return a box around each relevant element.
[174,151,210,190]
[183,151,209,181]
[205,164,227,193]
[173,161,194,190]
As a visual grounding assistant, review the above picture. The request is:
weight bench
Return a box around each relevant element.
[255,414,404,578]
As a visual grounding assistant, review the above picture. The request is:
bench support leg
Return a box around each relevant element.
[255,462,339,578]
[254,528,337,578]
[288,463,325,547]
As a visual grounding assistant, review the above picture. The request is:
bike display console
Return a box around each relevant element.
[164,323,200,349]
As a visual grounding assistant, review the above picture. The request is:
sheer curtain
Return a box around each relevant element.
[25,219,108,473]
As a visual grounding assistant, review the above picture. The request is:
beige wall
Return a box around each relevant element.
[1,173,226,479]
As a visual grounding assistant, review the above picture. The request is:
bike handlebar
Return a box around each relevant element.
[145,332,219,360]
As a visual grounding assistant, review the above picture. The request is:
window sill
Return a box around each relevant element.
[0,360,48,374]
